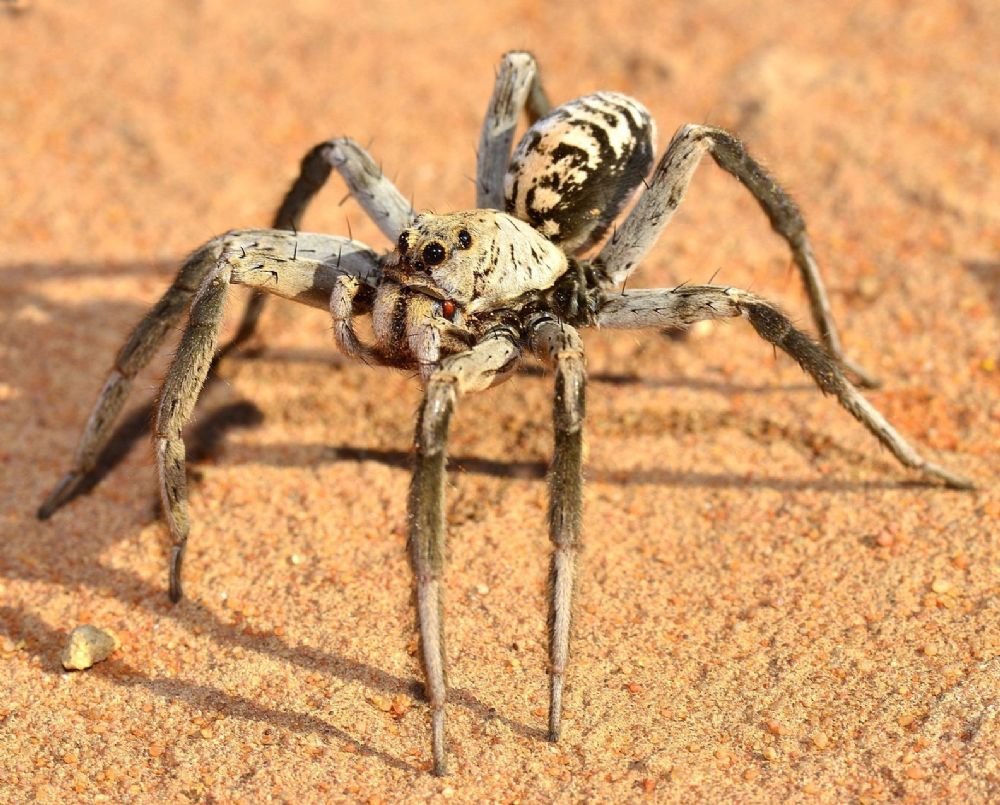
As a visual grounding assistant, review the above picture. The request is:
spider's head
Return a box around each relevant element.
[387,210,568,315]
[388,212,482,306]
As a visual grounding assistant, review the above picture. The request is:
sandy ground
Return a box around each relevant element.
[2,1,998,802]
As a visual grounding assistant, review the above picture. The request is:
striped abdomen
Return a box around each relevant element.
[504,92,656,254]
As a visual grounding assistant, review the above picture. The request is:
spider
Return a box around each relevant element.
[40,52,971,775]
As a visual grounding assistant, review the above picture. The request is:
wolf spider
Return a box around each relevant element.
[40,52,971,774]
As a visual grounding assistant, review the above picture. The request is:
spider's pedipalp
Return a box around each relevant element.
[530,316,586,742]
[477,51,551,211]
[596,123,879,387]
[598,285,973,490]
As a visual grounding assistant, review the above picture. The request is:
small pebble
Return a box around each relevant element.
[931,579,952,594]
[61,626,120,671]
[689,320,715,340]
[811,732,830,750]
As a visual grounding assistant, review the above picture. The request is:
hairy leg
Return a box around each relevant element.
[529,317,586,741]
[409,328,522,775]
[598,124,878,387]
[37,227,376,586]
[228,137,414,350]
[477,51,551,210]
[37,240,226,518]
[597,286,972,489]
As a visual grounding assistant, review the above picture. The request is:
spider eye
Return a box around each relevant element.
[397,231,409,255]
[422,242,446,266]
[456,229,472,250]
[441,299,457,320]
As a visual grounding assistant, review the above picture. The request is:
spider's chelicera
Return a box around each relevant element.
[39,52,972,775]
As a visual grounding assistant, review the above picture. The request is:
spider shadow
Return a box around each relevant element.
[2,529,548,770]
[963,259,1000,324]
[0,606,414,771]
[286,444,913,492]
[50,343,822,514]
[256,350,815,395]
[515,361,815,395]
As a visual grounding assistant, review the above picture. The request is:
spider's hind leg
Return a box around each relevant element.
[598,123,879,388]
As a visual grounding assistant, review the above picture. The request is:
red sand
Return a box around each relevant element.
[1,2,998,802]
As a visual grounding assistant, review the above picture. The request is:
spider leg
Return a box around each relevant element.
[40,227,378,570]
[529,317,586,742]
[37,241,222,519]
[476,51,551,210]
[409,328,522,775]
[160,230,379,601]
[598,286,972,489]
[226,137,415,351]
[597,124,879,388]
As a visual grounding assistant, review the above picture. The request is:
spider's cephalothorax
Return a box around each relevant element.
[363,206,611,373]
[40,51,972,776]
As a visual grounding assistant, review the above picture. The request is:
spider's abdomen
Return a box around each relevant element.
[504,92,656,254]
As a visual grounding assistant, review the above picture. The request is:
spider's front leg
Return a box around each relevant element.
[477,51,551,210]
[408,328,522,775]
[529,317,586,742]
[598,123,880,388]
[40,137,405,518]
[153,230,380,601]
[598,286,973,489]
[37,241,221,519]
[227,137,415,351]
